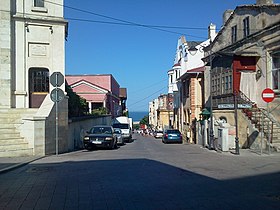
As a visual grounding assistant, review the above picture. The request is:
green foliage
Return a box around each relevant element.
[65,82,88,117]
[140,115,149,126]
[91,107,107,116]
[123,110,129,117]
[133,123,140,130]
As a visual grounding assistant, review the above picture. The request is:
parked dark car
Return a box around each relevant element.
[162,129,182,144]
[84,125,117,150]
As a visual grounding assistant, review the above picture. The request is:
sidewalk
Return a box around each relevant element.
[0,156,43,174]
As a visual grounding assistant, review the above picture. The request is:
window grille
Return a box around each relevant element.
[29,68,49,93]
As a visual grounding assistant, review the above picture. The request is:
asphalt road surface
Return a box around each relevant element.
[0,133,280,210]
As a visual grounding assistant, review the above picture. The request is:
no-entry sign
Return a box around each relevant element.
[262,88,275,103]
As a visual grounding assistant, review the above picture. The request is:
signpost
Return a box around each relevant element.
[50,72,65,156]
[261,88,275,155]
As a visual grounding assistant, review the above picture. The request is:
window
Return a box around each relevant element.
[222,77,225,93]
[34,0,44,7]
[228,75,232,90]
[231,25,237,43]
[225,76,229,90]
[272,52,280,91]
[29,68,49,93]
[243,17,250,38]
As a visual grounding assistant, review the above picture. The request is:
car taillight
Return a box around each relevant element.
[164,134,168,138]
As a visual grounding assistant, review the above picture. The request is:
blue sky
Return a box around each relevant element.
[64,0,278,111]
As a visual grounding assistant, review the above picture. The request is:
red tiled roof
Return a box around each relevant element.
[187,66,205,73]
[173,63,181,67]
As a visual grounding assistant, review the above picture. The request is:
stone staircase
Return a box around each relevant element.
[238,92,280,152]
[0,109,37,157]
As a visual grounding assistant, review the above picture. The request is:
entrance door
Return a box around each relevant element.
[29,68,49,108]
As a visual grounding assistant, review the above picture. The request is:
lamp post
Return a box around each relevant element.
[208,53,215,150]
[234,90,240,155]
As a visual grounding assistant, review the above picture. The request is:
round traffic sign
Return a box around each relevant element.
[50,72,64,87]
[50,88,65,102]
[262,88,275,103]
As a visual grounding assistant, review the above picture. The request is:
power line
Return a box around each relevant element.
[43,0,207,39]
[129,78,168,94]
[129,86,167,107]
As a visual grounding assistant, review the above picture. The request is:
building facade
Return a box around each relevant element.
[66,74,121,118]
[0,0,68,156]
[203,0,280,149]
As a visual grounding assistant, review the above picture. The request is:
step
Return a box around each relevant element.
[0,138,27,144]
[0,142,30,151]
[0,148,33,157]
[0,118,23,124]
[0,124,17,129]
[0,128,17,132]
[0,133,22,139]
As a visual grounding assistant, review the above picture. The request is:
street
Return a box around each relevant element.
[0,133,280,210]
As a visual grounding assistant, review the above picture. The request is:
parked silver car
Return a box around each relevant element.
[114,128,125,145]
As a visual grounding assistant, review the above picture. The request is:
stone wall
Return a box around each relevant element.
[0,1,11,108]
[68,115,112,150]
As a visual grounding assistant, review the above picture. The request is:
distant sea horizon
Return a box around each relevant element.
[129,111,148,122]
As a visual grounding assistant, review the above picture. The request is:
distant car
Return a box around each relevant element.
[154,130,163,139]
[83,125,117,150]
[162,129,182,144]
[114,128,125,145]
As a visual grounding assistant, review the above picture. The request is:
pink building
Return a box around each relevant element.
[66,74,121,118]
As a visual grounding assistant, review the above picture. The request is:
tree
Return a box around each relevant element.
[65,82,88,117]
[140,115,149,126]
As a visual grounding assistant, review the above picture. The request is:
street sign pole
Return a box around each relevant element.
[50,72,65,156]
[261,88,275,155]
[55,85,58,156]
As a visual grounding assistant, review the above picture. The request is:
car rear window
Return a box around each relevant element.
[90,127,112,134]
[166,130,180,134]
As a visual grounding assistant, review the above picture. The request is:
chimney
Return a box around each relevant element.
[256,0,274,5]
[208,23,216,41]
[223,10,234,25]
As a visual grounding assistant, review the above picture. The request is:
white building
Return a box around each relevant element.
[0,0,68,156]
[149,98,158,129]
[169,24,217,131]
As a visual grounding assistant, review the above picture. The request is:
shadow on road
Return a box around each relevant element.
[1,158,280,209]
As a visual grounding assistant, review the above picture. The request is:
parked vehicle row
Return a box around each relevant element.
[83,125,128,150]
[150,129,182,144]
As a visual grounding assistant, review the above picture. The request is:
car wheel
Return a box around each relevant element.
[114,141,118,149]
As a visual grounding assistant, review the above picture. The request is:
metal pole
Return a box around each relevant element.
[267,103,271,155]
[55,97,58,156]
[261,111,263,155]
[209,53,214,150]
[234,91,240,155]
[55,74,59,156]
